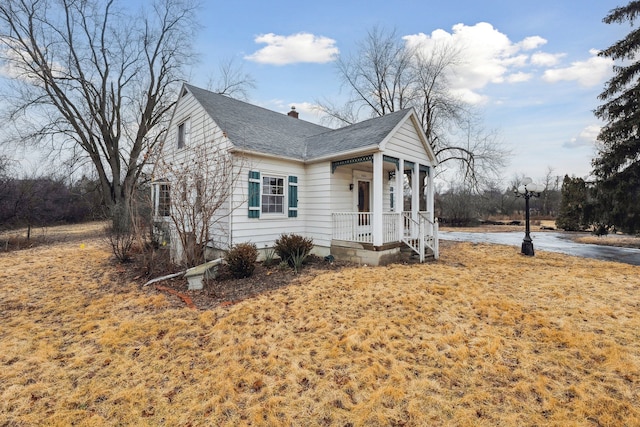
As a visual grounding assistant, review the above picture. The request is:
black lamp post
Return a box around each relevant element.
[514,177,542,256]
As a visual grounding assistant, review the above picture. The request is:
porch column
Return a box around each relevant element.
[396,158,404,240]
[412,161,419,220]
[395,159,404,214]
[373,152,384,246]
[427,167,435,222]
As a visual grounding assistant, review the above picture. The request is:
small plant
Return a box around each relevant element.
[225,242,258,278]
[277,260,290,271]
[274,233,313,268]
[290,249,308,274]
[263,246,277,267]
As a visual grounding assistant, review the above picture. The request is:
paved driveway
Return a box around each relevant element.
[439,231,640,266]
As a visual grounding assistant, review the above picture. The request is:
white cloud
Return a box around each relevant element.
[563,124,601,148]
[518,36,547,51]
[0,36,31,80]
[530,52,565,67]
[402,23,549,104]
[543,49,613,87]
[245,32,339,65]
[450,88,489,105]
[506,72,533,83]
[0,36,66,83]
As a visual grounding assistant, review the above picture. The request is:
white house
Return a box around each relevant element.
[152,83,439,266]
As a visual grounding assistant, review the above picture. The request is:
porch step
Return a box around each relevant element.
[400,242,436,260]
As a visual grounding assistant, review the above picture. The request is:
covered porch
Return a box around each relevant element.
[329,152,439,264]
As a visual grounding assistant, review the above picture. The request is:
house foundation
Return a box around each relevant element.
[330,240,403,266]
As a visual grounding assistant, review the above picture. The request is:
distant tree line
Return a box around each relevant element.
[436,174,562,227]
[0,157,104,237]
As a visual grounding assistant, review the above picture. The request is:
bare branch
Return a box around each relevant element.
[0,0,199,229]
[155,139,247,267]
[317,26,510,191]
[206,56,256,101]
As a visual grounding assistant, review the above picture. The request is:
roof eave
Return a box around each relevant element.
[305,145,380,164]
[229,147,303,163]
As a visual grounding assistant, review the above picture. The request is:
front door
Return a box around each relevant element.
[357,180,370,225]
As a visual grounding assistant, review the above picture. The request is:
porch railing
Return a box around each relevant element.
[332,212,400,244]
[331,212,438,256]
[332,212,372,243]
[401,212,439,261]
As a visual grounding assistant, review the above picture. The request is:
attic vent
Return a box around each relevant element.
[287,106,299,119]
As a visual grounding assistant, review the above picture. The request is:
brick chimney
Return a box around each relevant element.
[287,106,299,119]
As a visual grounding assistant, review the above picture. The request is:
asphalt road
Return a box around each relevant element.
[439,231,640,266]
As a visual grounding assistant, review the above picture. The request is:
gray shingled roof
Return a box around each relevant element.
[184,84,412,161]
[304,109,411,159]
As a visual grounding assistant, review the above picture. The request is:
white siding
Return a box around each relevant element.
[231,156,307,250]
[163,92,231,162]
[304,162,332,249]
[157,90,233,257]
[383,120,433,166]
[330,167,354,213]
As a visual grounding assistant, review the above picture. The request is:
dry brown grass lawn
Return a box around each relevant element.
[573,234,640,249]
[0,221,108,251]
[1,237,639,426]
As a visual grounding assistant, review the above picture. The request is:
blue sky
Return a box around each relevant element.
[187,0,628,185]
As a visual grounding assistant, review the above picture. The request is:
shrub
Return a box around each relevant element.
[225,243,258,278]
[274,233,313,268]
[105,225,134,263]
[593,223,609,237]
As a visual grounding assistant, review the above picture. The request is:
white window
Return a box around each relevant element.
[153,183,171,217]
[261,176,284,214]
[177,119,189,148]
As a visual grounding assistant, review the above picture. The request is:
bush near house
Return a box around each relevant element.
[274,233,314,268]
[225,242,258,278]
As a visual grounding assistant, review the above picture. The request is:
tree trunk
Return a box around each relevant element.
[108,190,132,234]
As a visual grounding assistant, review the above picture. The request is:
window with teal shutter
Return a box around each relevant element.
[248,171,260,218]
[288,176,298,218]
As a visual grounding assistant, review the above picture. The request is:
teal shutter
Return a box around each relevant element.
[248,171,260,218]
[390,186,394,210]
[288,176,298,218]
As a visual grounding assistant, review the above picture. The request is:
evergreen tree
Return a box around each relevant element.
[593,1,640,234]
[556,176,588,231]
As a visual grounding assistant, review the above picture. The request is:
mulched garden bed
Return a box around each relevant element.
[142,255,357,311]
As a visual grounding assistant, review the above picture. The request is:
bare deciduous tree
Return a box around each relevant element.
[0,0,199,231]
[317,26,508,190]
[155,140,246,267]
[206,57,257,101]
